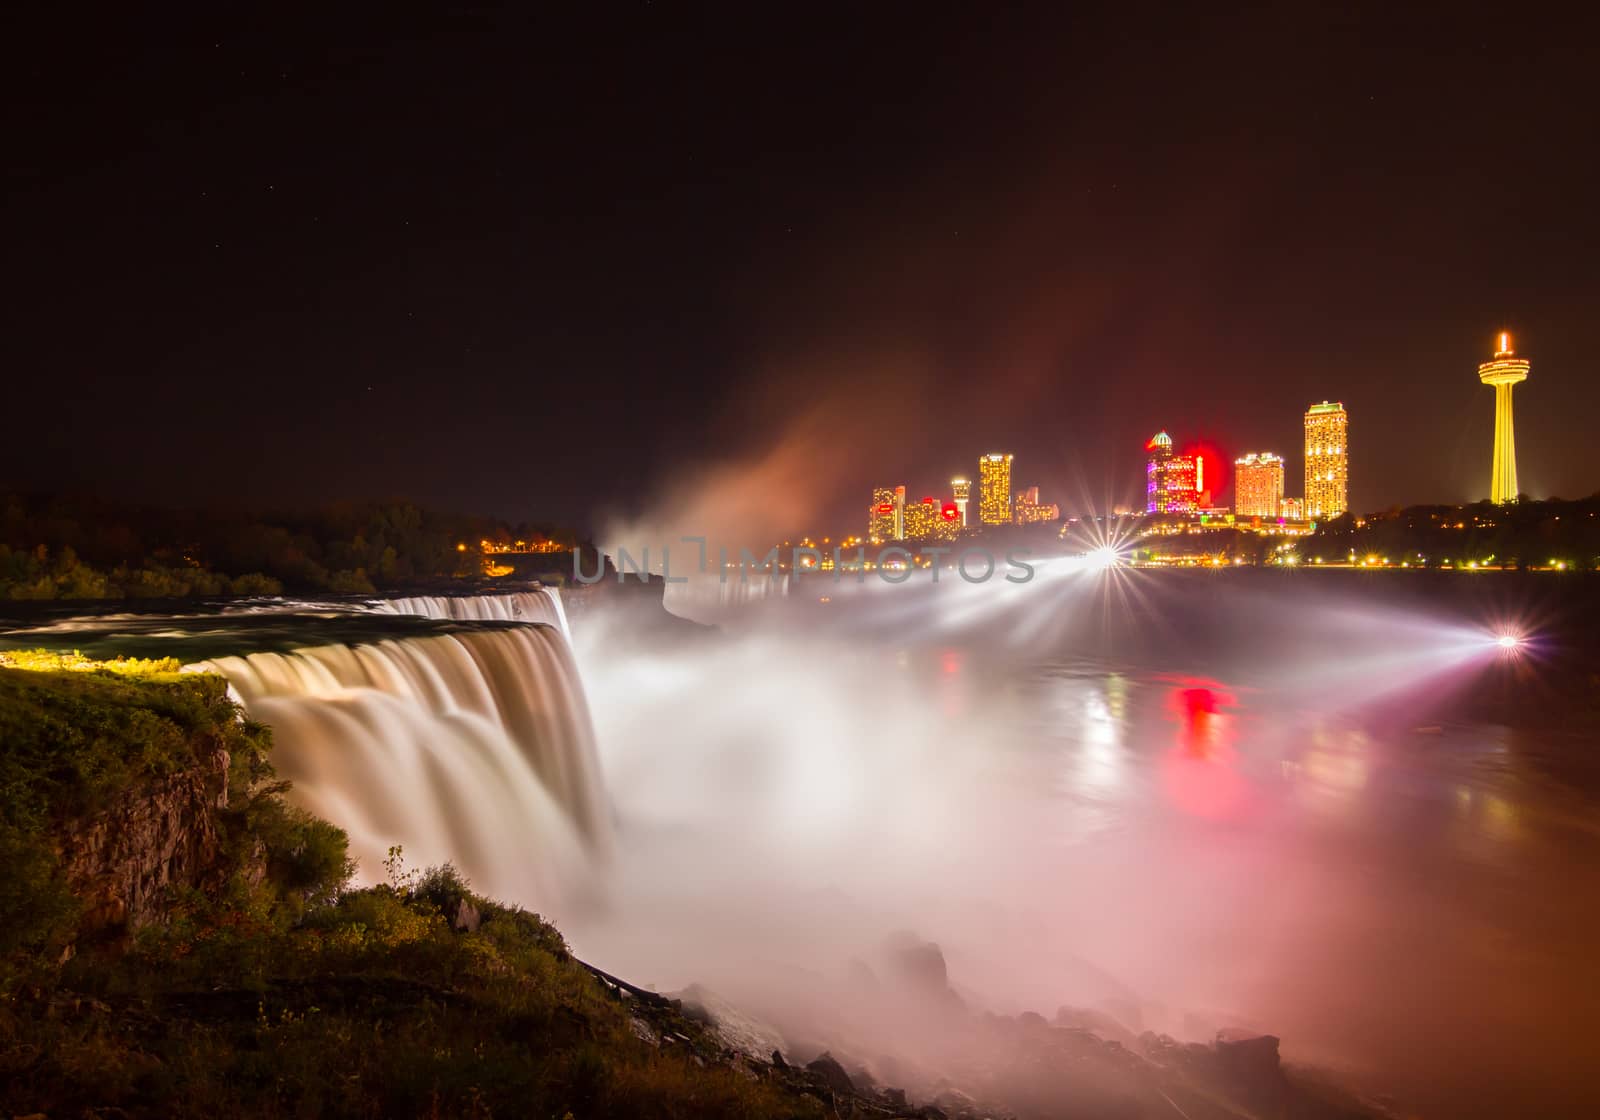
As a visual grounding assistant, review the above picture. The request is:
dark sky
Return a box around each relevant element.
[6,5,1598,534]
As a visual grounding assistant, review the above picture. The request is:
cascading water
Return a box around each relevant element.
[371,588,570,637]
[661,570,790,623]
[193,591,606,907]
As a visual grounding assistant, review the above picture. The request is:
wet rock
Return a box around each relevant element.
[679,999,715,1027]
[882,1086,907,1107]
[669,984,789,1063]
[806,1050,855,1095]
[771,1048,788,1069]
[1018,1010,1049,1029]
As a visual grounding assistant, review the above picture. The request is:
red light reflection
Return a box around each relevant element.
[1160,678,1249,820]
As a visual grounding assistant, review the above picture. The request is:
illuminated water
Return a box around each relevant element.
[193,624,608,904]
[571,568,1600,1119]
[4,575,1595,1116]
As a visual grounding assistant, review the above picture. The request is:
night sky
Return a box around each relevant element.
[7,7,1599,534]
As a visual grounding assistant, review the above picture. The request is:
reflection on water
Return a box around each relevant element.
[987,652,1600,1119]
[593,565,1599,1118]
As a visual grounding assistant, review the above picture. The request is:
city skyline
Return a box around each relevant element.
[846,331,1539,547]
[6,14,1596,538]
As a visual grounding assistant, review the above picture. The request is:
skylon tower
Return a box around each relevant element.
[1479,332,1530,504]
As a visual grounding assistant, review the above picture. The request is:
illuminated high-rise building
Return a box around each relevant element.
[1303,402,1348,519]
[868,487,901,543]
[1161,453,1203,514]
[950,477,971,527]
[1233,452,1284,518]
[1013,485,1061,525]
[903,496,940,541]
[978,454,1013,525]
[1279,496,1304,520]
[1145,432,1202,515]
[1145,432,1173,512]
[1479,331,1530,503]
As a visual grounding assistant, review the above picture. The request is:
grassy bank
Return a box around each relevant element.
[0,653,822,1119]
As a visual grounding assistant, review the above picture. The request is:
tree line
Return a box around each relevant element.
[0,494,575,601]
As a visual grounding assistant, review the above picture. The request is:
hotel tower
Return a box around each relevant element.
[1304,402,1348,519]
[1234,452,1285,518]
[1479,332,1530,503]
[978,454,1013,525]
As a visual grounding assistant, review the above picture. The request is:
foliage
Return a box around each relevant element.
[1304,497,1600,569]
[0,655,341,960]
[0,657,821,1119]
[0,652,248,829]
[29,869,818,1120]
[0,492,577,600]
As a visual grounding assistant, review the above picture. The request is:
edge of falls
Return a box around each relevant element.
[191,589,607,908]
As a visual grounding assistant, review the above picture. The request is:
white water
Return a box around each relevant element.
[194,593,606,907]
[372,588,570,637]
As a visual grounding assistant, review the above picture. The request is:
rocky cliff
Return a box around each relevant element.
[0,651,274,958]
[53,742,255,946]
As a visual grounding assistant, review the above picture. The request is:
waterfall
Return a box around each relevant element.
[662,572,790,622]
[371,588,570,637]
[192,622,608,907]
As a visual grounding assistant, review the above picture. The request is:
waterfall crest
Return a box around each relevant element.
[194,621,607,907]
[372,588,570,637]
[662,572,790,622]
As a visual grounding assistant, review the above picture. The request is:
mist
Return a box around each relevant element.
[559,563,1587,1116]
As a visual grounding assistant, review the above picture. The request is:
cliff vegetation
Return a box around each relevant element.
[0,653,823,1119]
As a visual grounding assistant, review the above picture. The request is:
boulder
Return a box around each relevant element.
[1215,1028,1282,1081]
[888,936,948,992]
[882,932,961,1009]
[805,1050,855,1095]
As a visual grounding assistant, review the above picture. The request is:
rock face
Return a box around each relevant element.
[53,747,243,944]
